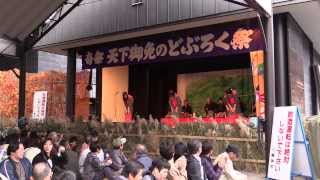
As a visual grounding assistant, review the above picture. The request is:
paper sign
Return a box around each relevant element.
[32,91,47,120]
[268,106,296,179]
[267,106,315,180]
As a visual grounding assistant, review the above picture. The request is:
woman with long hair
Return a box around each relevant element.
[123,91,134,121]
[32,138,67,173]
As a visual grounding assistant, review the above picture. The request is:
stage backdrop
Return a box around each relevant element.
[177,69,255,116]
[101,66,128,122]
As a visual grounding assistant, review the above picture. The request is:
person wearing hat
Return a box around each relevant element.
[109,137,128,176]
[213,145,247,180]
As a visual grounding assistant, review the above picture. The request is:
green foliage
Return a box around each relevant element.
[186,73,254,116]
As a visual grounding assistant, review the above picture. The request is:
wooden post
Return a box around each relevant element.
[66,49,76,121]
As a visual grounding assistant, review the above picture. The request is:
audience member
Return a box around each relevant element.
[47,132,62,155]
[133,144,152,172]
[159,141,184,180]
[0,137,8,163]
[110,137,128,176]
[53,170,76,180]
[0,118,253,180]
[32,138,67,173]
[186,140,206,180]
[33,162,52,180]
[24,131,41,163]
[0,141,33,180]
[143,158,170,180]
[64,136,80,179]
[20,130,29,147]
[82,142,107,180]
[91,131,106,162]
[0,172,8,180]
[116,161,144,180]
[170,142,187,180]
[214,145,247,180]
[159,141,174,162]
[200,141,223,180]
[0,133,20,163]
[79,135,92,175]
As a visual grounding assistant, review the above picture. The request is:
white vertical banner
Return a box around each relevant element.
[32,91,48,121]
[268,106,297,180]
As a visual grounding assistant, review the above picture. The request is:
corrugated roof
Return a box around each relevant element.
[0,0,66,41]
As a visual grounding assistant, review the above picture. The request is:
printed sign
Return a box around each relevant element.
[80,19,264,69]
[32,91,47,120]
[268,106,315,180]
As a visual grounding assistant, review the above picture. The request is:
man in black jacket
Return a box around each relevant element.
[110,137,128,176]
[186,140,206,180]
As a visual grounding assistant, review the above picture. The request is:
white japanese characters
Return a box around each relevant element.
[83,28,256,67]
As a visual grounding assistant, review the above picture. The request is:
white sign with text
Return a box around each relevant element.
[32,91,47,120]
[267,106,314,179]
[268,106,296,179]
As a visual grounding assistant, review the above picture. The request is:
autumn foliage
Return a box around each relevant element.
[0,70,90,120]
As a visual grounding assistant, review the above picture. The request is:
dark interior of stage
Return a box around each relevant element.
[128,53,251,119]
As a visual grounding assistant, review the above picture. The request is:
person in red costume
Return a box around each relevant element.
[122,92,134,121]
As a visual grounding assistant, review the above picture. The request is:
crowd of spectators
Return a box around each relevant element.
[0,128,247,180]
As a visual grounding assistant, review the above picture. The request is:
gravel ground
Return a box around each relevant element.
[243,172,266,180]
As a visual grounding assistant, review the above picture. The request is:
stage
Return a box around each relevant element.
[160,114,242,128]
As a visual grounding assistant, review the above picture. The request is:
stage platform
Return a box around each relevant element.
[161,114,241,128]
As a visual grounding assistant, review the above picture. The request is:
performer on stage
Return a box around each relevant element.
[168,90,182,114]
[225,88,241,115]
[175,92,182,113]
[204,98,216,117]
[232,88,241,114]
[181,99,193,116]
[215,97,227,118]
[122,91,134,121]
[225,88,235,115]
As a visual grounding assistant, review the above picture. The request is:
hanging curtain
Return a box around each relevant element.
[250,50,265,119]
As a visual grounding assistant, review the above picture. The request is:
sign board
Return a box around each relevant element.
[267,106,315,180]
[245,0,272,17]
[80,19,265,69]
[32,91,47,121]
